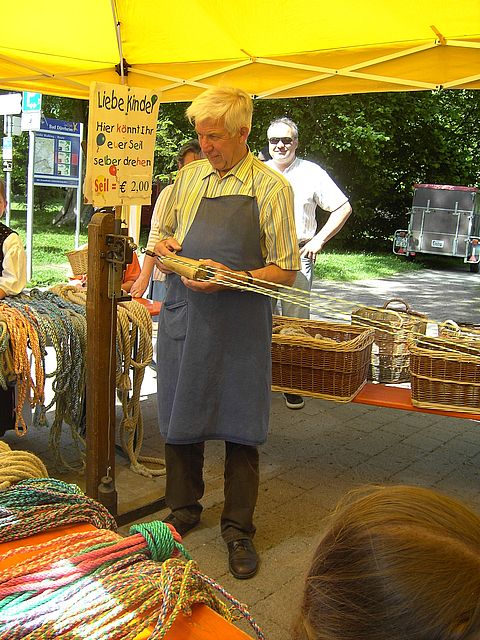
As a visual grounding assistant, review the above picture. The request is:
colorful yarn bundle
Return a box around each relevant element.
[0,442,48,490]
[0,478,117,543]
[0,522,265,639]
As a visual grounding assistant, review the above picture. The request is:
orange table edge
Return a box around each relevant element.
[0,524,252,640]
[134,297,161,317]
[354,382,480,421]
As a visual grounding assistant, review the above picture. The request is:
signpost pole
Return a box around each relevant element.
[75,123,84,248]
[26,130,35,282]
[5,116,12,226]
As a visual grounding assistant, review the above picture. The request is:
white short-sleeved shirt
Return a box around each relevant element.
[0,232,27,295]
[146,184,173,282]
[267,157,349,244]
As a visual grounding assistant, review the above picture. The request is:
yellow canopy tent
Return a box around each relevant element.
[0,0,479,101]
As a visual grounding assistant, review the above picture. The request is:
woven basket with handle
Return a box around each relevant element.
[351,298,427,383]
[66,245,88,277]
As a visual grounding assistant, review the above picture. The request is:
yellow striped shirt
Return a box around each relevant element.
[159,151,301,270]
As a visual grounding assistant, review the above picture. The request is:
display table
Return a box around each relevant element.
[0,524,252,640]
[354,382,480,420]
[135,297,161,317]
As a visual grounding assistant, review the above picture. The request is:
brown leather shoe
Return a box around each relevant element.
[163,513,199,538]
[227,538,259,579]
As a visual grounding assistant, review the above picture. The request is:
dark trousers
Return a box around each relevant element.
[0,386,15,436]
[164,441,259,543]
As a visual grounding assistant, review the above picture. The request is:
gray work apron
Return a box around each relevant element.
[157,192,272,446]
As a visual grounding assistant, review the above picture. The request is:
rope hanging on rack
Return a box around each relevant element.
[0,302,44,435]
[116,299,165,477]
[2,289,87,468]
[53,286,165,477]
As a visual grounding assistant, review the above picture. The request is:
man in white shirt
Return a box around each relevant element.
[266,117,352,409]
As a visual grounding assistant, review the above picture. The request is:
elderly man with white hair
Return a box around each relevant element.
[154,87,300,579]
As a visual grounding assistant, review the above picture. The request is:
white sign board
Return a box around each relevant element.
[2,136,13,160]
[83,82,160,206]
[21,111,42,131]
[21,92,42,131]
[0,93,22,116]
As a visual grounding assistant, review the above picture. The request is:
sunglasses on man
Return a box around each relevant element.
[268,137,293,146]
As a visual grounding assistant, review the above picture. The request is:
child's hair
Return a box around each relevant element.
[295,484,480,640]
[0,178,5,202]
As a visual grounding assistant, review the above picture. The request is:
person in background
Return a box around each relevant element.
[0,178,26,300]
[294,484,480,640]
[257,145,271,162]
[154,86,299,580]
[120,251,141,293]
[130,140,203,301]
[0,177,27,432]
[266,117,352,410]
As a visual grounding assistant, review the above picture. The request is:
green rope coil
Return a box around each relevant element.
[130,521,192,562]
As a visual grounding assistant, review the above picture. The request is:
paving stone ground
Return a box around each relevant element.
[4,263,480,639]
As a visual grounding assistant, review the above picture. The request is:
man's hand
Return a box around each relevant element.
[300,237,324,262]
[153,237,182,274]
[181,259,238,294]
[130,273,150,298]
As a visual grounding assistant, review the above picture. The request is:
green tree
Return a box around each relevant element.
[4,90,479,248]
[251,90,480,250]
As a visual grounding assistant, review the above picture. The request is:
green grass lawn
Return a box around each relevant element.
[6,201,463,287]
[314,250,421,281]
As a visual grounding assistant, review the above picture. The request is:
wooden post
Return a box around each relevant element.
[85,212,117,510]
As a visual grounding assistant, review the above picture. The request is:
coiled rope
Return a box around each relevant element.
[0,442,48,490]
[0,478,117,543]
[0,520,265,639]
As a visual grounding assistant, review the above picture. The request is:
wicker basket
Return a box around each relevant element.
[271,316,374,402]
[351,298,427,383]
[439,320,480,344]
[66,245,88,276]
[410,333,480,413]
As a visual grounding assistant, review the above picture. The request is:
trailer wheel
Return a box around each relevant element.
[470,262,479,274]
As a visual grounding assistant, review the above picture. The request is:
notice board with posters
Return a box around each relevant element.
[83,82,160,207]
[33,118,81,188]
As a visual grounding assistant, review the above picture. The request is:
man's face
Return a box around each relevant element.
[268,122,298,168]
[196,118,249,176]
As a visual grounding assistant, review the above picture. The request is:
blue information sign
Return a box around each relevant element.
[33,118,81,188]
